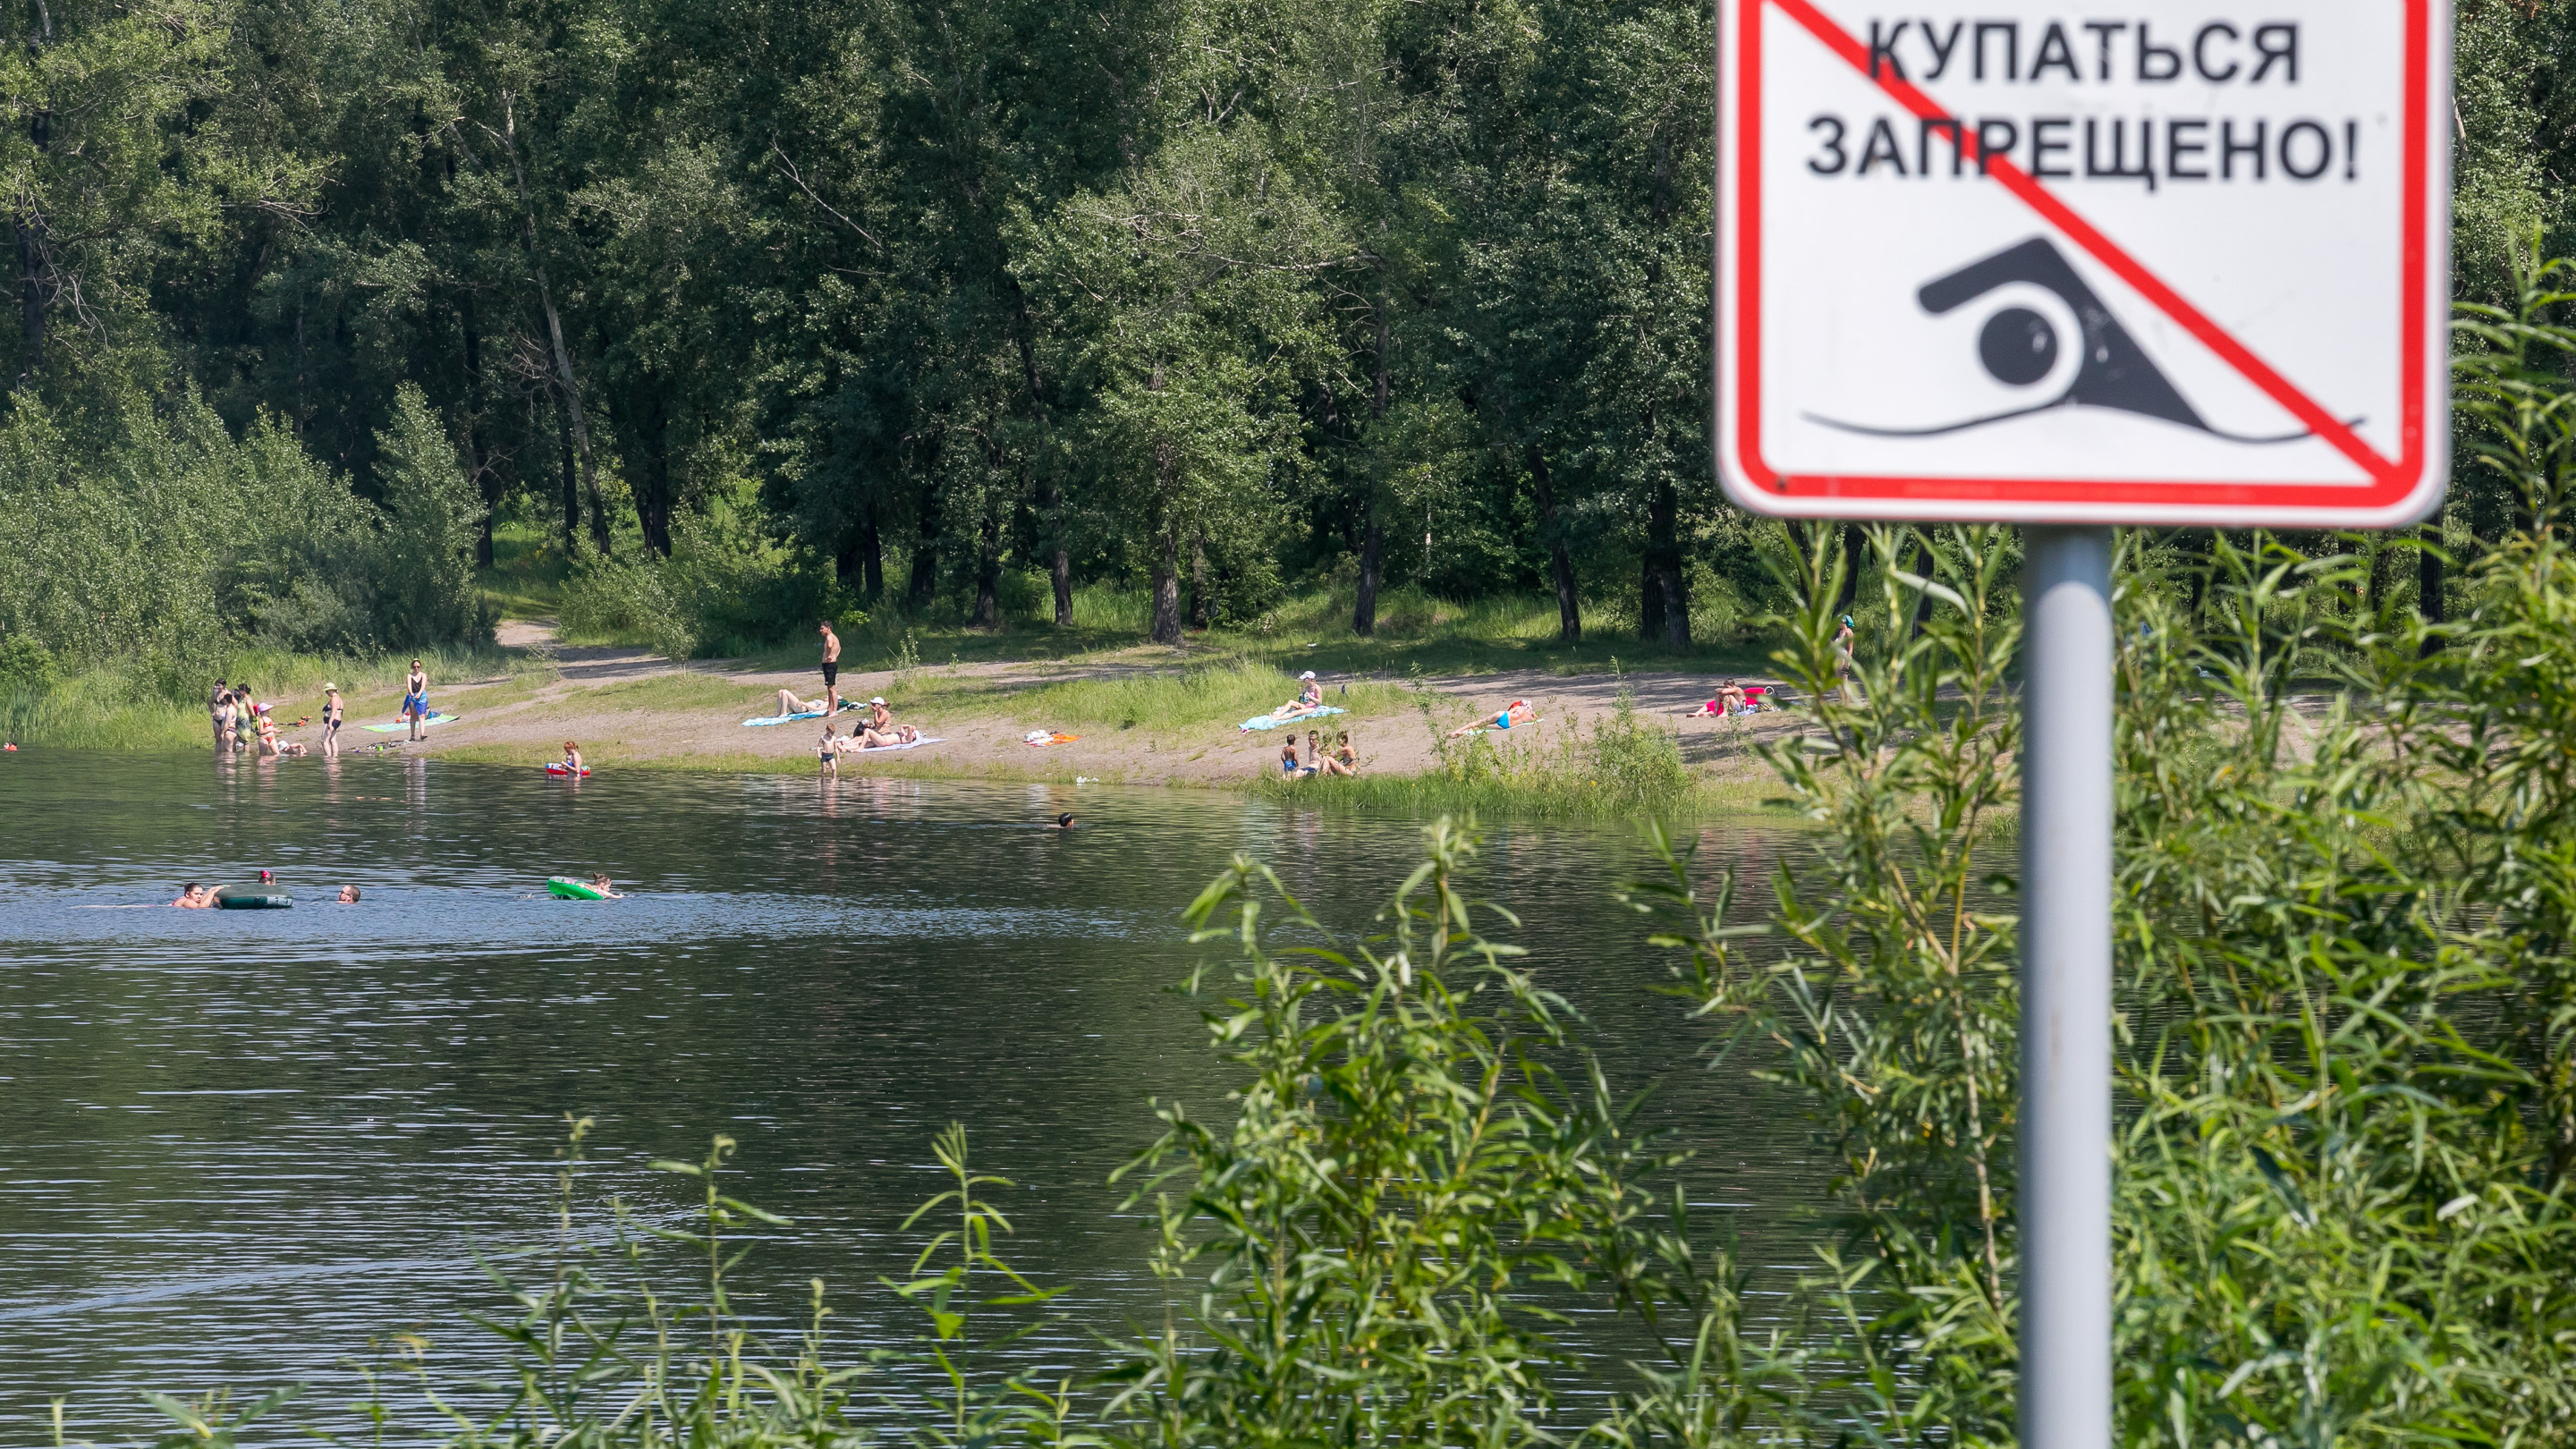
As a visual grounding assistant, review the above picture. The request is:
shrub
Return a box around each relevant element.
[371,385,494,649]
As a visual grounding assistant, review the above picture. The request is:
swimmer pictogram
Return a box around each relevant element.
[1803,237,2357,445]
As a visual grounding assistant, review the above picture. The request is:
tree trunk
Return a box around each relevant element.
[1045,482,1072,625]
[1353,283,1392,638]
[908,483,940,613]
[1526,442,1580,644]
[2419,522,2445,656]
[503,93,606,556]
[13,13,48,393]
[635,383,674,557]
[1909,530,1937,637]
[462,292,494,567]
[557,403,580,555]
[861,504,884,597]
[972,496,1003,628]
[1150,521,1183,646]
[1189,531,1213,630]
[1354,505,1384,636]
[1005,283,1073,627]
[1832,521,1865,618]
[1644,478,1685,648]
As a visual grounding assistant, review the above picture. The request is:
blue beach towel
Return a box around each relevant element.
[1238,706,1347,733]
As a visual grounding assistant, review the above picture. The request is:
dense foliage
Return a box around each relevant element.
[1,0,2572,669]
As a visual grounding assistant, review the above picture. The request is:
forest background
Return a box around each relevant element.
[0,0,2571,697]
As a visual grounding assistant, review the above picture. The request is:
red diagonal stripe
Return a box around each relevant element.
[1767,0,2400,487]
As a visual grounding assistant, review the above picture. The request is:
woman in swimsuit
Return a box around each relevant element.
[776,689,830,718]
[1449,699,1533,737]
[210,680,231,750]
[404,658,429,741]
[1318,731,1358,776]
[321,685,344,758]
[562,741,585,774]
[1269,672,1325,719]
[254,709,283,758]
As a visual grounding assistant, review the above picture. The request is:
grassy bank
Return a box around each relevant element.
[1,645,554,752]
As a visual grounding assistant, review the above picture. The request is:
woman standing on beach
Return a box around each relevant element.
[403,658,429,741]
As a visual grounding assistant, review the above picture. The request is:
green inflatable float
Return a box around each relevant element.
[547,876,612,901]
[214,885,292,910]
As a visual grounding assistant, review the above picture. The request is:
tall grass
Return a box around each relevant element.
[1,645,552,750]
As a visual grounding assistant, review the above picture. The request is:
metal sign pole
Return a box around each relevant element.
[2019,525,2114,1449]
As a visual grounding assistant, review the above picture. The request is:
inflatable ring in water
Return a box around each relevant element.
[547,877,610,901]
[545,763,591,778]
[214,886,292,910]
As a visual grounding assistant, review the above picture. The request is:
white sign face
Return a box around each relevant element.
[1716,1,2451,527]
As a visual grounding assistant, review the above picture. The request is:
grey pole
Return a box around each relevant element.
[2019,526,2114,1449]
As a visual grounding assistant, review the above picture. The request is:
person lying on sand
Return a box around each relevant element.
[1269,672,1325,719]
[851,723,920,750]
[775,689,834,718]
[173,883,215,909]
[1449,699,1533,736]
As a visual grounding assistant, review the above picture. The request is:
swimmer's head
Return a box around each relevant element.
[338,885,360,902]
[1056,812,1074,828]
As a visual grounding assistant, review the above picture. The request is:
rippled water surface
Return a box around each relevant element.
[0,750,1824,1438]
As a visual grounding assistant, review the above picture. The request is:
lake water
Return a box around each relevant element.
[0,750,1824,1440]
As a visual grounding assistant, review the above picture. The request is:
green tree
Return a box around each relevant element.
[372,381,489,646]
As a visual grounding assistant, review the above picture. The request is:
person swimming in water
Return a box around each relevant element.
[586,873,624,899]
[1050,812,1075,829]
[172,883,214,909]
[337,885,361,903]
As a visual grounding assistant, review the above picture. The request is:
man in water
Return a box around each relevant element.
[1050,812,1075,829]
[818,621,843,716]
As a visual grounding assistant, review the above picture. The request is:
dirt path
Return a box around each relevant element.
[417,621,1813,785]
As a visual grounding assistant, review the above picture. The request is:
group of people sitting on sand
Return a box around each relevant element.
[816,696,922,773]
[1278,729,1359,779]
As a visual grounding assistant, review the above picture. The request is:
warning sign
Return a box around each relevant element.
[1716,2,2453,527]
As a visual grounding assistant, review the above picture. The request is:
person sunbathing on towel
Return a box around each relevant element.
[1449,699,1533,736]
[775,688,832,718]
[1270,672,1324,718]
[853,722,919,750]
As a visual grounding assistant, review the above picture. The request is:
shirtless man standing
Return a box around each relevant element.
[818,621,843,716]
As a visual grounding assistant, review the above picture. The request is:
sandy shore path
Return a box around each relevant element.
[404,621,1812,785]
